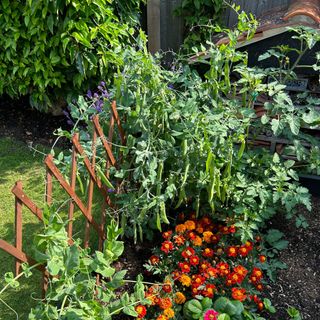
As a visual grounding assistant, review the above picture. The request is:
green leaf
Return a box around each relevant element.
[97,167,115,190]
[218,314,231,320]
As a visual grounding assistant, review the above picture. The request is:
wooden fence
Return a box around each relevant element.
[0,101,125,291]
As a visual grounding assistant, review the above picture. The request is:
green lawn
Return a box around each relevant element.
[0,137,105,319]
[0,137,49,319]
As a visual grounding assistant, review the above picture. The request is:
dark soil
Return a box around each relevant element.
[1,97,319,319]
[265,197,320,319]
[0,95,70,148]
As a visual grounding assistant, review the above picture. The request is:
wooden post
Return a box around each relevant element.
[147,0,161,53]
[14,181,23,276]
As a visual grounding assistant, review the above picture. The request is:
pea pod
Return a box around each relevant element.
[206,151,213,174]
[120,214,127,236]
[133,222,137,244]
[182,139,188,157]
[156,209,162,231]
[97,166,115,190]
[175,187,186,209]
[160,201,169,224]
[156,161,164,196]
[208,175,215,202]
[181,160,190,185]
[238,135,246,160]
[138,207,148,221]
[138,224,143,242]
[215,169,221,200]
[195,195,200,218]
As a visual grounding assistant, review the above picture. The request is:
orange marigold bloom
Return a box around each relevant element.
[231,287,247,302]
[158,297,172,310]
[179,274,192,287]
[145,293,159,306]
[211,234,220,244]
[203,284,216,298]
[174,292,186,304]
[205,267,219,279]
[196,223,204,234]
[135,305,147,318]
[162,281,172,293]
[258,302,264,311]
[238,246,249,257]
[162,230,173,240]
[199,260,212,273]
[175,224,186,234]
[192,274,206,287]
[174,235,185,246]
[156,315,169,320]
[178,262,191,273]
[189,255,200,266]
[255,283,263,291]
[203,231,213,243]
[187,231,197,240]
[192,236,203,246]
[217,262,230,276]
[184,220,196,230]
[163,308,175,318]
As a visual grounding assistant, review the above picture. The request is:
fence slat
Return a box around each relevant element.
[110,101,126,145]
[68,133,78,241]
[45,155,103,239]
[14,181,23,276]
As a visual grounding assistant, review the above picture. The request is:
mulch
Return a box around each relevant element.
[0,96,319,319]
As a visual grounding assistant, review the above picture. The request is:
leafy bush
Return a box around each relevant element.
[0,0,143,111]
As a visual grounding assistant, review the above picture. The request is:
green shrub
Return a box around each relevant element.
[0,0,143,111]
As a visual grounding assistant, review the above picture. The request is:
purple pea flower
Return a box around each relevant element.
[87,90,93,99]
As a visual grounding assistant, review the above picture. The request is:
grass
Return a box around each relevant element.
[0,137,49,319]
[0,136,106,319]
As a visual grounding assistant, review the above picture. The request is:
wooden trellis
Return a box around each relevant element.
[0,101,125,291]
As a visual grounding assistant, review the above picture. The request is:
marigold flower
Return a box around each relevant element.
[145,293,159,305]
[187,231,197,240]
[203,284,216,298]
[244,241,253,250]
[179,274,192,286]
[252,267,263,280]
[162,281,172,293]
[199,260,212,273]
[255,283,263,291]
[192,236,203,246]
[238,246,249,257]
[229,225,236,233]
[175,224,186,234]
[191,285,202,297]
[184,220,196,230]
[178,262,191,273]
[189,255,200,266]
[163,308,175,318]
[161,241,174,254]
[135,305,147,318]
[196,223,204,234]
[217,262,230,276]
[174,292,186,304]
[162,230,173,240]
[200,216,212,226]
[171,270,181,281]
[205,267,219,279]
[216,247,224,256]
[149,255,160,265]
[203,231,213,243]
[259,255,267,263]
[158,297,172,310]
[202,248,214,258]
[204,309,219,320]
[182,247,195,258]
[227,246,238,257]
[258,302,264,311]
[234,265,248,278]
[173,235,185,246]
[211,234,220,244]
[192,274,206,287]
[221,226,230,234]
[231,287,247,302]
[156,315,168,320]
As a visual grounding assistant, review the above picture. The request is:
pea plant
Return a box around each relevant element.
[57,14,320,243]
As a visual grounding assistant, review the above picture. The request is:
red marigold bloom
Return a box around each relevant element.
[161,241,174,254]
[211,234,220,244]
[182,247,195,259]
[173,235,185,246]
[178,262,191,273]
[231,287,247,302]
[229,225,236,233]
[228,272,243,285]
[216,262,230,276]
[238,246,249,257]
[204,309,219,320]
[135,305,147,318]
[192,274,206,287]
[202,248,214,258]
[252,267,263,280]
[186,231,197,240]
[203,284,216,298]
[162,281,172,293]
[259,255,267,263]
[158,297,172,310]
[199,260,212,273]
[249,275,258,283]
[234,265,248,278]
[205,267,219,279]
[149,255,160,265]
[189,255,200,266]
[156,315,169,320]
[244,241,253,250]
[162,230,173,240]
[221,226,230,234]
[199,216,212,226]
[255,235,262,243]
[258,302,264,311]
[255,283,263,291]
[227,246,238,257]
[191,285,202,297]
